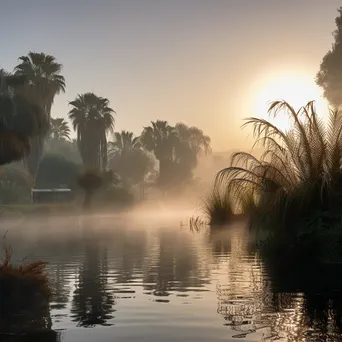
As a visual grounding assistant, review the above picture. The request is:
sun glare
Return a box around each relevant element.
[251,71,328,132]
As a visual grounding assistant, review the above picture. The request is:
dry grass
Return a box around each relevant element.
[0,242,51,312]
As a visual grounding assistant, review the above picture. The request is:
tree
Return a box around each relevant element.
[14,52,66,177]
[0,69,48,166]
[317,7,342,107]
[108,130,155,186]
[77,169,104,209]
[140,121,211,189]
[68,93,115,170]
[173,123,211,183]
[50,118,70,141]
[140,121,178,188]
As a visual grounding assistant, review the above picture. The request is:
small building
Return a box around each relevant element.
[31,189,73,204]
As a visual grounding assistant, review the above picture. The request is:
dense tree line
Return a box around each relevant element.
[0,51,211,199]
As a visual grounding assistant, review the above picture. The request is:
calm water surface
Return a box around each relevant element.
[2,211,342,341]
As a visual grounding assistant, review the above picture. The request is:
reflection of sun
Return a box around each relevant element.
[251,72,328,132]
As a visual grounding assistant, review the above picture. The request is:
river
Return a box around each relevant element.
[1,210,342,341]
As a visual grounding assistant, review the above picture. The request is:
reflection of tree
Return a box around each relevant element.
[71,219,115,327]
[111,228,147,284]
[143,229,208,297]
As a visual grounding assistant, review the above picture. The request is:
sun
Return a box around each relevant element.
[250,71,328,132]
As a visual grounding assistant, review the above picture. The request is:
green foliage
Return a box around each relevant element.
[36,153,80,189]
[69,93,115,170]
[317,7,342,107]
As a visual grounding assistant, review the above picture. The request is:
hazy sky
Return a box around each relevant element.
[1,0,341,151]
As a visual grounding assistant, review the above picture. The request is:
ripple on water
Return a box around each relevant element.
[1,216,342,342]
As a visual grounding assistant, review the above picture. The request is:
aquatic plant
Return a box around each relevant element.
[203,188,233,226]
[213,101,342,248]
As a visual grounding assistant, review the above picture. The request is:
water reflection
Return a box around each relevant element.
[71,218,115,327]
[209,228,342,341]
[1,215,342,341]
[143,229,210,297]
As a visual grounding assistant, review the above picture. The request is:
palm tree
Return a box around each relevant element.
[175,123,211,156]
[68,93,115,170]
[140,121,211,188]
[174,123,211,181]
[14,52,66,177]
[108,130,154,186]
[50,118,70,141]
[0,69,47,166]
[140,121,178,187]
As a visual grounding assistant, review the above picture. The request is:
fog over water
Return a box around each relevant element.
[1,212,342,342]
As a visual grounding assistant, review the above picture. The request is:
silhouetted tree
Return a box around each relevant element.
[108,130,155,186]
[140,121,211,190]
[77,169,104,209]
[0,69,48,166]
[50,118,70,141]
[69,93,115,170]
[317,7,342,107]
[14,52,65,177]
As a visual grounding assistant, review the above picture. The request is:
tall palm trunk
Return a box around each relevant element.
[27,135,45,180]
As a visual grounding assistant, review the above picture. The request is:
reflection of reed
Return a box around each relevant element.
[261,292,342,341]
[211,226,342,341]
[212,227,268,337]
